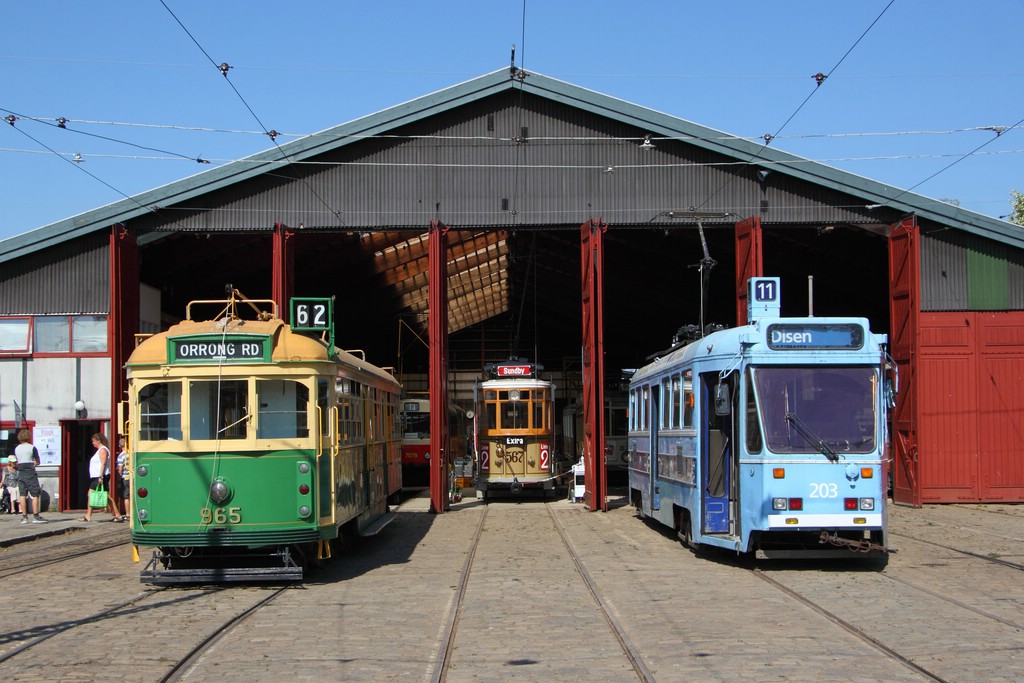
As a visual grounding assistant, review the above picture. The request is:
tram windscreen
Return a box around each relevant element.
[753,367,876,455]
[138,381,183,442]
[403,411,430,438]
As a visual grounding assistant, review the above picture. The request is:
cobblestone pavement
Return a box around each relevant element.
[0,498,1020,681]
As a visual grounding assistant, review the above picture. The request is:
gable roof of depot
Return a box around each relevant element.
[2,67,1022,263]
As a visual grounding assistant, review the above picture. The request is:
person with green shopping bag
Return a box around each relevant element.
[82,433,112,522]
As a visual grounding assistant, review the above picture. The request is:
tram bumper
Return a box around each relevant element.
[141,547,303,585]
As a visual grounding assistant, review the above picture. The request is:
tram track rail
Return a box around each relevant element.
[0,588,172,663]
[889,531,1024,572]
[430,502,656,683]
[0,581,290,679]
[547,505,656,683]
[0,528,129,579]
[431,504,488,683]
[752,568,951,683]
[160,585,291,683]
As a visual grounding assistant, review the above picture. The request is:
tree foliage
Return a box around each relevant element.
[1011,190,1024,226]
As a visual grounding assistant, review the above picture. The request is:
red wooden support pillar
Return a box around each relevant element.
[580,219,607,511]
[272,222,295,321]
[109,223,138,491]
[734,216,763,326]
[428,221,451,513]
[889,216,921,506]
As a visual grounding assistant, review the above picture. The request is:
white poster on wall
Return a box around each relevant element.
[32,426,61,466]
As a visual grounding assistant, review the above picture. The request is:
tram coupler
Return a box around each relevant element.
[818,531,887,554]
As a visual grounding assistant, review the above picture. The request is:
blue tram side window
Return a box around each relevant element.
[670,375,680,429]
[683,380,694,428]
[660,377,671,429]
[744,370,763,454]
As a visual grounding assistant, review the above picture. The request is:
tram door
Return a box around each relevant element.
[701,373,731,534]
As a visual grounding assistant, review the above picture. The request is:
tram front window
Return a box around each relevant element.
[753,367,877,455]
[500,390,530,430]
[403,411,430,438]
[138,381,183,441]
[256,379,310,439]
[190,380,248,440]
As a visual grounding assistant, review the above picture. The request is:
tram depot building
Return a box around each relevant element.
[1,68,1022,510]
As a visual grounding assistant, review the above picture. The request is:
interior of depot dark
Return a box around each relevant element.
[140,221,890,382]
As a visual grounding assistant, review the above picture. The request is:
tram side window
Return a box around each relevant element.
[353,390,365,442]
[318,378,331,439]
[660,378,671,429]
[608,403,627,437]
[641,386,649,430]
[485,388,498,431]
[256,379,310,439]
[628,389,638,431]
[138,381,182,441]
[671,375,682,429]
[190,380,248,440]
[532,389,546,431]
[683,383,694,428]
[337,379,353,445]
[744,370,763,454]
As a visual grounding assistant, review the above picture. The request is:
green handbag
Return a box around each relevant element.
[88,482,107,509]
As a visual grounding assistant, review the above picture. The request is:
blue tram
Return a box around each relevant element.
[628,278,894,560]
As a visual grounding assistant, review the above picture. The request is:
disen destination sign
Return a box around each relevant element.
[169,335,271,363]
[766,323,864,350]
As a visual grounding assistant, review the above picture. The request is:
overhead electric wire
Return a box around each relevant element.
[6,113,1020,144]
[4,53,1021,82]
[693,0,895,211]
[0,106,209,163]
[875,111,1024,210]
[4,122,163,219]
[159,0,344,225]
[6,146,1020,170]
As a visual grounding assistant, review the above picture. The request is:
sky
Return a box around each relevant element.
[2,1,1022,243]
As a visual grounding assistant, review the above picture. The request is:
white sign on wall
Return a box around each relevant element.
[33,426,61,466]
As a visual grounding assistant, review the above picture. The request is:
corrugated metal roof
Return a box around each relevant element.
[4,68,1023,262]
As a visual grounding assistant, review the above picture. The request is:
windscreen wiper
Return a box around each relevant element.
[785,412,839,462]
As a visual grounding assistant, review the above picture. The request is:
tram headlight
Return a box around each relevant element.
[772,498,787,510]
[298,462,310,474]
[210,479,231,504]
[299,505,311,518]
[137,465,149,478]
[859,497,875,511]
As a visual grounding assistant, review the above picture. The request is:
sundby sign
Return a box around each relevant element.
[497,364,534,377]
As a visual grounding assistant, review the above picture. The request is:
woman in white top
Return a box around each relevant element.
[82,433,113,521]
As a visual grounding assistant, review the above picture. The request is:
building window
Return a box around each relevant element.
[35,317,70,353]
[0,318,31,354]
[72,316,108,352]
[1,314,108,356]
